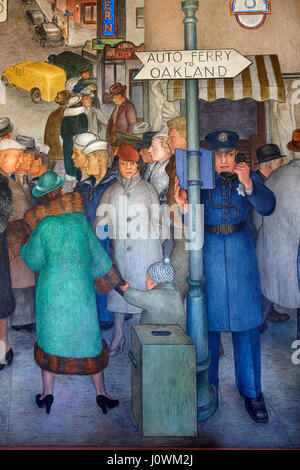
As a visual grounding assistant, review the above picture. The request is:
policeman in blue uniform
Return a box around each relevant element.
[174,131,276,423]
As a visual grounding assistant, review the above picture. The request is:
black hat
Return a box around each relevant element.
[16,135,40,154]
[256,144,285,165]
[0,117,13,137]
[135,131,158,151]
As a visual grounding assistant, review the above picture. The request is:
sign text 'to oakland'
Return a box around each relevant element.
[134,49,252,81]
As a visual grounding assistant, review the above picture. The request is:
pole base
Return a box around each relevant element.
[197,384,218,422]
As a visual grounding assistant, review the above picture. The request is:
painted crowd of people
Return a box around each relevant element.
[0,80,299,423]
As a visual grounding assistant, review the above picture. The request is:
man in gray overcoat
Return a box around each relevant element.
[254,133,300,340]
[247,143,289,333]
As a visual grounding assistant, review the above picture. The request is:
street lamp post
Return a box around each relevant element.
[181,0,218,422]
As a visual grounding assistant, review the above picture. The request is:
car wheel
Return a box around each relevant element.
[1,76,9,86]
[31,87,41,103]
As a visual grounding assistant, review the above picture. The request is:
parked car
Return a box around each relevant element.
[26,9,45,26]
[1,61,66,104]
[47,51,94,80]
[34,22,64,48]
[82,41,97,64]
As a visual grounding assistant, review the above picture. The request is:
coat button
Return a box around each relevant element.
[127,233,131,238]
[222,218,227,223]
[222,199,227,203]
[127,246,132,252]
[127,217,131,222]
[222,186,226,190]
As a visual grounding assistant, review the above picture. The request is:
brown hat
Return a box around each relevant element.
[117,143,139,162]
[108,82,127,98]
[287,129,300,152]
[55,90,72,106]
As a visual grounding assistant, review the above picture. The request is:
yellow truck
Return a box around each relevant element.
[1,61,66,103]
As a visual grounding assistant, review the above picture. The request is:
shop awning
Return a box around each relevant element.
[167,55,286,103]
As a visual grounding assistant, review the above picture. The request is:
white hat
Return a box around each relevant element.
[133,121,151,135]
[80,87,93,97]
[73,132,98,151]
[0,139,25,152]
[82,140,108,155]
[36,143,50,155]
[67,95,82,108]
[154,126,169,139]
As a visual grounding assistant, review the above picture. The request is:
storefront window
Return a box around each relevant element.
[136,7,144,29]
[130,69,143,121]
[84,3,97,24]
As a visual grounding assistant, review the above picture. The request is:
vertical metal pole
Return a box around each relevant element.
[182,0,218,422]
[97,0,104,106]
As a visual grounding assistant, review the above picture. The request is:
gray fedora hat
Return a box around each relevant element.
[16,135,40,154]
[0,117,13,137]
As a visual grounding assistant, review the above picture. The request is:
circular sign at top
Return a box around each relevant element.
[230,0,271,30]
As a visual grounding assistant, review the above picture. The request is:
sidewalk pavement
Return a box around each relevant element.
[0,312,299,448]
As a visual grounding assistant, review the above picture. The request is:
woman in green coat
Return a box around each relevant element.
[21,172,123,414]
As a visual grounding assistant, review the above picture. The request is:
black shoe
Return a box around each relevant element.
[99,321,114,331]
[267,311,290,323]
[259,322,268,335]
[96,395,119,414]
[0,348,14,371]
[243,393,269,423]
[35,394,54,414]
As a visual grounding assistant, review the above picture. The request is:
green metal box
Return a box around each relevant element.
[129,324,197,436]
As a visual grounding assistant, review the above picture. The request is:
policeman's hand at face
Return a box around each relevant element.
[233,161,252,191]
[215,150,253,191]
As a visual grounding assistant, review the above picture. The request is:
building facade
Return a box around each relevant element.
[143,0,300,166]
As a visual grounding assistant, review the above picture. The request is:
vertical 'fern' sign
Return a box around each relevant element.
[101,0,116,38]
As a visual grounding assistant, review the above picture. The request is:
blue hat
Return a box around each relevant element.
[205,131,239,152]
[32,171,65,198]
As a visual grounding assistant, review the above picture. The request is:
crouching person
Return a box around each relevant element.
[120,258,186,331]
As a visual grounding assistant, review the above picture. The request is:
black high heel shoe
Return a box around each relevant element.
[96,395,119,414]
[35,394,54,414]
[0,349,14,371]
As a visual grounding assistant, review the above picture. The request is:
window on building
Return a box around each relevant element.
[129,69,143,121]
[136,7,144,29]
[84,3,97,24]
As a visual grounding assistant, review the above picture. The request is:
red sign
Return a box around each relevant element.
[104,41,145,60]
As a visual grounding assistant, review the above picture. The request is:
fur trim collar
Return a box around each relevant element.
[24,192,84,231]
[64,107,86,117]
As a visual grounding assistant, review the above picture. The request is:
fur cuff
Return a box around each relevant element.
[94,264,122,294]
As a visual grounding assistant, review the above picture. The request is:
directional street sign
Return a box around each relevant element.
[134,49,252,81]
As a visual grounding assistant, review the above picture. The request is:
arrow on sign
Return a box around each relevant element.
[134,49,252,80]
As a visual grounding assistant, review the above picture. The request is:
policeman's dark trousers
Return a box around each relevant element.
[208,328,261,399]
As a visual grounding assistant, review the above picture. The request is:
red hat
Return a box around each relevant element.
[117,143,139,162]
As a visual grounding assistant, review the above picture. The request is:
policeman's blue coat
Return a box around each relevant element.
[200,171,276,332]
